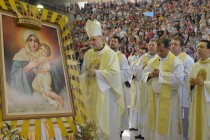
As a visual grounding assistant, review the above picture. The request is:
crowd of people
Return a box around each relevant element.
[77,0,210,140]
[73,0,210,61]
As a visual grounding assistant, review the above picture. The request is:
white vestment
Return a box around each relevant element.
[117,51,132,131]
[187,58,210,140]
[178,53,194,108]
[80,45,124,140]
[177,53,194,139]
[142,52,184,140]
[134,53,157,136]
[128,54,140,65]
[129,56,141,129]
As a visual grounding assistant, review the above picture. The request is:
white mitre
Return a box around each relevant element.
[85,19,102,38]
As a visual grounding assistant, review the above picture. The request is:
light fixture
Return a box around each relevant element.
[37,4,43,9]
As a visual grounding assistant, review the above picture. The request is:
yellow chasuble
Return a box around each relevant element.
[148,52,176,134]
[188,58,210,140]
[179,52,186,63]
[195,68,206,140]
[131,58,140,109]
[80,44,125,137]
[117,51,123,67]
[139,54,150,113]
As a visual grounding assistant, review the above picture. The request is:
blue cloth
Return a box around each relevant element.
[11,60,62,96]
[11,61,34,96]
[143,12,154,17]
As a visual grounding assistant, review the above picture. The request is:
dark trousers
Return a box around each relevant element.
[182,107,189,140]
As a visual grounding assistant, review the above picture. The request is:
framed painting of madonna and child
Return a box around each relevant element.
[0,13,74,120]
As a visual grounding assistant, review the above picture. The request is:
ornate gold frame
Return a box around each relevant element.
[0,1,86,139]
[0,1,75,120]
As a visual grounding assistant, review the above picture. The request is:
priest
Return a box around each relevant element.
[134,38,157,139]
[80,19,125,140]
[142,38,184,140]
[188,40,210,140]
[170,37,194,140]
[110,36,132,136]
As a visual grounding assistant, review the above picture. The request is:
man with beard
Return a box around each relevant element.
[110,36,132,137]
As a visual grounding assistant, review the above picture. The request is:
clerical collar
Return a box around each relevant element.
[147,53,157,58]
[198,57,210,64]
[94,44,105,52]
[177,52,185,58]
[94,44,108,55]
[159,51,170,61]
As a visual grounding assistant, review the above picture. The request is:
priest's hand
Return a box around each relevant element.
[143,64,147,69]
[153,69,159,77]
[149,71,156,78]
[194,78,204,86]
[87,68,96,77]
[189,78,195,86]
[150,69,159,77]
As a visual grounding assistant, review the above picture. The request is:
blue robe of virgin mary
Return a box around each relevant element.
[11,48,62,96]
